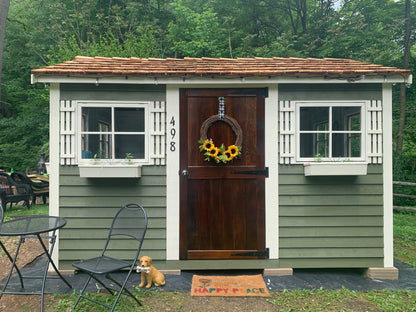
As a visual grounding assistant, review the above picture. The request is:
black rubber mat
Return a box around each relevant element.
[1,254,415,294]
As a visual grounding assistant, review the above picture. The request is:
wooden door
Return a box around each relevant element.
[180,88,267,260]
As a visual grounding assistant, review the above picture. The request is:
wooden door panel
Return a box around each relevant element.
[180,88,265,260]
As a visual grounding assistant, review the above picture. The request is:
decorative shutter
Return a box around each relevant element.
[149,101,166,165]
[279,100,295,164]
[367,100,383,164]
[60,100,77,165]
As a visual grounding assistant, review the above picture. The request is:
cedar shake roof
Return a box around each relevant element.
[31,56,411,79]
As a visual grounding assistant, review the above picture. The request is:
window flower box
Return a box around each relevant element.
[303,162,367,176]
[78,163,142,178]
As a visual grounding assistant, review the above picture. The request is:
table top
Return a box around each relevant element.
[0,216,66,236]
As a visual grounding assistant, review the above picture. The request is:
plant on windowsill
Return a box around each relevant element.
[125,153,134,164]
[314,153,322,162]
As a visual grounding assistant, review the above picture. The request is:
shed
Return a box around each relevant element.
[31,57,412,278]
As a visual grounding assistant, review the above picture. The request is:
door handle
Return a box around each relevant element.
[181,170,189,176]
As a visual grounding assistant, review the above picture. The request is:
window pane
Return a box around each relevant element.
[300,133,328,158]
[82,107,111,131]
[332,133,361,158]
[114,108,145,132]
[115,134,145,159]
[316,133,329,157]
[349,135,361,157]
[332,107,361,131]
[300,107,329,131]
[81,134,111,159]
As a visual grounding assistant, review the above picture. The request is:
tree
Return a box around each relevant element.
[166,1,229,58]
[396,0,412,155]
[46,0,165,62]
[0,0,10,117]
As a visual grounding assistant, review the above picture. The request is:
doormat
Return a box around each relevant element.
[191,274,270,297]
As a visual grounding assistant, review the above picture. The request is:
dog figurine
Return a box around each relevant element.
[137,256,165,288]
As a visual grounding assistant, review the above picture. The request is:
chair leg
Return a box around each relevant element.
[72,271,142,311]
[72,274,92,311]
[106,273,142,307]
[89,274,116,295]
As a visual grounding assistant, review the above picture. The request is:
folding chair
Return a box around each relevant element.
[71,203,148,311]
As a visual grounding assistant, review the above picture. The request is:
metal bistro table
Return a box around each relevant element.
[0,216,72,311]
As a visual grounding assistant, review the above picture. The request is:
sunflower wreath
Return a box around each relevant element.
[198,115,243,164]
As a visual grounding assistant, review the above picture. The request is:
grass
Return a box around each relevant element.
[4,203,49,218]
[47,288,416,312]
[6,205,416,311]
[393,210,416,268]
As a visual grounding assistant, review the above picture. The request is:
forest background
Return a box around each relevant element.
[0,0,415,185]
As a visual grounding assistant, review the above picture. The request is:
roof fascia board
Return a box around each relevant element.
[31,74,412,85]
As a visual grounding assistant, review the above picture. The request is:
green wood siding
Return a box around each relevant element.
[278,83,382,101]
[58,165,166,270]
[278,165,384,268]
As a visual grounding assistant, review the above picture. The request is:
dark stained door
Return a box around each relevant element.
[180,88,266,260]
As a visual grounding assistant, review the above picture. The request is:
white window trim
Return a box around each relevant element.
[295,101,368,163]
[76,101,151,165]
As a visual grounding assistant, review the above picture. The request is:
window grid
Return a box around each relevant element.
[295,102,366,163]
[79,104,147,161]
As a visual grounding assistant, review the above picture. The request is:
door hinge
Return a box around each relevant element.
[231,248,269,258]
[231,167,269,178]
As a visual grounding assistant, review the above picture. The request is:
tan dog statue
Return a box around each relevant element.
[137,256,166,288]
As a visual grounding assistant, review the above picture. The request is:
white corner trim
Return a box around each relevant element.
[265,84,279,259]
[383,84,394,267]
[49,83,60,267]
[166,85,180,260]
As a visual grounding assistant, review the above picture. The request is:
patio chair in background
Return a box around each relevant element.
[71,203,148,312]
[0,172,31,211]
[10,172,49,205]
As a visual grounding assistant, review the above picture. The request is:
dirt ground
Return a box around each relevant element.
[0,236,46,311]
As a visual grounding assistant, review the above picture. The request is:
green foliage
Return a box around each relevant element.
[166,1,229,58]
[0,86,49,171]
[1,0,416,172]
[46,0,164,62]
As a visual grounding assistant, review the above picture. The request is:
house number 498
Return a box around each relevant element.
[169,116,176,152]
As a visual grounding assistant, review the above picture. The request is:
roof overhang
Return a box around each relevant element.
[31,73,412,85]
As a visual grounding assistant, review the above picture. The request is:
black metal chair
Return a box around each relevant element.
[0,172,31,211]
[10,172,49,205]
[71,203,148,311]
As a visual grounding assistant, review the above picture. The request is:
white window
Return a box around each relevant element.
[296,102,366,162]
[78,102,149,163]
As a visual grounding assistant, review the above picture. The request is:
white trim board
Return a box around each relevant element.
[382,84,394,268]
[165,84,279,260]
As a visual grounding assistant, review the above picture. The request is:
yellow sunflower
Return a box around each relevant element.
[203,140,214,151]
[223,151,233,161]
[227,145,240,157]
[207,146,220,158]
